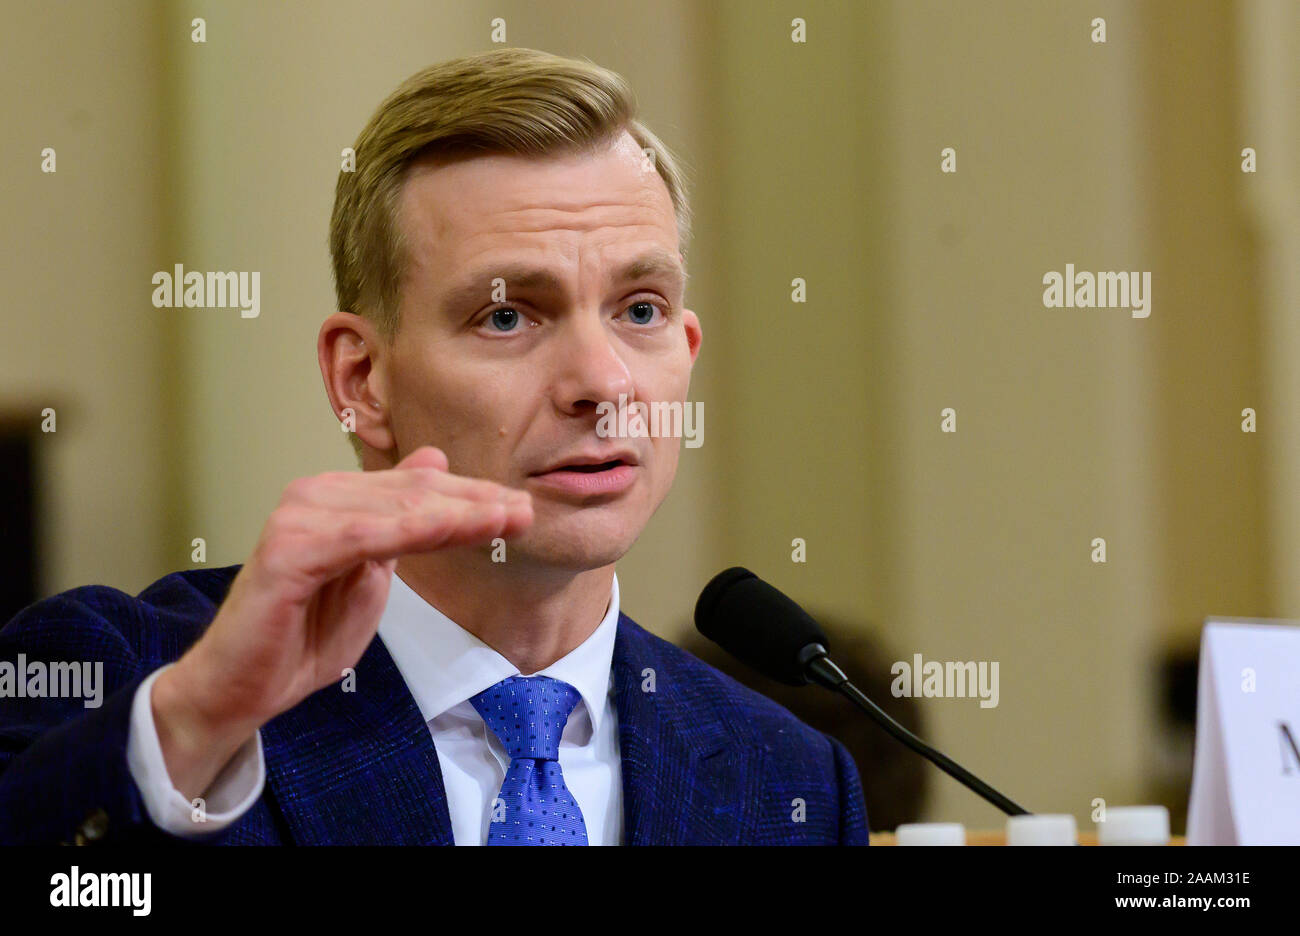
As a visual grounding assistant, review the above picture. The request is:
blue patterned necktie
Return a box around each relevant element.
[469,675,589,845]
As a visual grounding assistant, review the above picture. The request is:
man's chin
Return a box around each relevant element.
[506,511,645,572]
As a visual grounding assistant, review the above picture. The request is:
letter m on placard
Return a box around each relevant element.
[1281,721,1300,775]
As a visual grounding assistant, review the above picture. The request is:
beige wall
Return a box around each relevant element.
[887,0,1158,825]
[704,0,1159,825]
[1240,0,1300,616]
[8,0,1294,832]
[0,1,169,595]
[1139,0,1271,639]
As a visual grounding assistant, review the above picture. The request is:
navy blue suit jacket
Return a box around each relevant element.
[0,566,868,845]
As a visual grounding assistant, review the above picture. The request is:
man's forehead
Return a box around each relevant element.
[398,135,681,302]
[400,132,675,251]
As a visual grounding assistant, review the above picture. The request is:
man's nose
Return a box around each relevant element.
[550,315,634,416]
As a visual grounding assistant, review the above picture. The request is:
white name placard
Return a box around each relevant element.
[1187,619,1300,845]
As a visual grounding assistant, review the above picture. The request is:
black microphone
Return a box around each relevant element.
[695,567,1030,817]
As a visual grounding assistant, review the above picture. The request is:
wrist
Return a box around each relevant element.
[151,659,259,798]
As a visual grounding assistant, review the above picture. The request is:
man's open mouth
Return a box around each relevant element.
[531,450,639,476]
[550,459,627,474]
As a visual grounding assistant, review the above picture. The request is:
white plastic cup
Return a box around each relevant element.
[895,822,966,846]
[1097,806,1171,846]
[1006,814,1077,845]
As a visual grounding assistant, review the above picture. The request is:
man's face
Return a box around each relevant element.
[381,130,701,571]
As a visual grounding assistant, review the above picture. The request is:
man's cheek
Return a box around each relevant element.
[650,438,682,485]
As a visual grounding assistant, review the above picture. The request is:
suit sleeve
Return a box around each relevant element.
[0,588,242,845]
[127,663,267,836]
[828,734,870,845]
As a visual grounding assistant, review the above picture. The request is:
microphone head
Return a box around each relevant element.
[694,567,830,686]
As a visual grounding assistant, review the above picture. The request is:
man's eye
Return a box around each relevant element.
[624,300,661,325]
[487,307,521,331]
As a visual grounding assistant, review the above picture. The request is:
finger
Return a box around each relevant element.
[285,467,531,513]
[383,494,535,551]
[257,495,533,587]
[381,467,530,505]
[314,557,397,668]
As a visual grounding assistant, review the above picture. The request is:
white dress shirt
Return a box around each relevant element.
[125,572,624,845]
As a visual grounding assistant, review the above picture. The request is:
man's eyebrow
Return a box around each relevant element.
[438,251,686,315]
[614,252,687,290]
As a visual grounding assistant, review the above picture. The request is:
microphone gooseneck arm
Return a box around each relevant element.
[804,647,1031,817]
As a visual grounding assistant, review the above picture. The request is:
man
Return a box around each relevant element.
[0,48,868,845]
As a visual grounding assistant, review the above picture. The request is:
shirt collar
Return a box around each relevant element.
[376,571,620,735]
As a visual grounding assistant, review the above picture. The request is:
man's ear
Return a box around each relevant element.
[683,308,702,364]
[317,311,395,453]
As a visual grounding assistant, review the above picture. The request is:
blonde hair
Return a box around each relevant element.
[330,47,692,339]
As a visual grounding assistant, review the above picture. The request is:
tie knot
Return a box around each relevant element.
[469,675,582,761]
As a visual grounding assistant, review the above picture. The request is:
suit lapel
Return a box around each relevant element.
[255,611,759,845]
[612,615,764,845]
[259,635,454,845]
